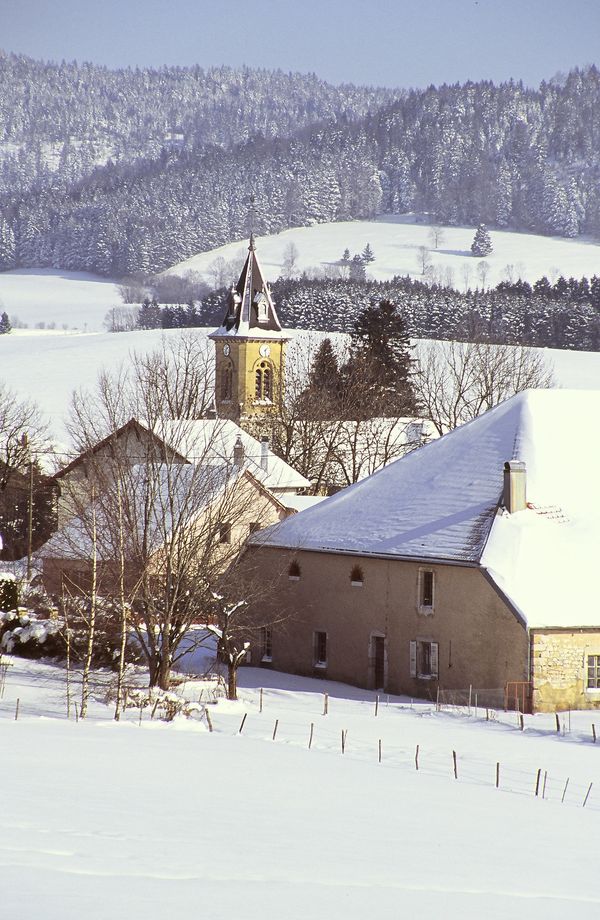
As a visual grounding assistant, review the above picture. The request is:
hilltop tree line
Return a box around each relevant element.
[132,272,600,352]
[0,57,599,275]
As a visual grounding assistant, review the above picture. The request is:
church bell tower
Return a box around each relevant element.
[209,235,289,421]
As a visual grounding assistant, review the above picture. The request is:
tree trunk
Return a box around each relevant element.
[227,662,237,701]
[80,494,97,719]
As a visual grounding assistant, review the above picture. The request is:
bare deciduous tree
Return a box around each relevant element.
[50,338,283,693]
[281,242,300,278]
[428,225,445,249]
[414,340,555,436]
[417,245,432,276]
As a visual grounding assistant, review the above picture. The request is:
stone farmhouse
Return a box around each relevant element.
[246,389,600,713]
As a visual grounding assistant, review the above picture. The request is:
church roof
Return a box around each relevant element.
[252,390,600,628]
[209,236,288,341]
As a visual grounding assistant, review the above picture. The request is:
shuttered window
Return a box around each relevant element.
[411,640,439,679]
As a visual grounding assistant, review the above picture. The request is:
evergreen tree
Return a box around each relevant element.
[349,254,366,281]
[344,299,417,417]
[471,223,493,256]
[137,298,162,330]
[361,243,375,264]
[0,312,11,334]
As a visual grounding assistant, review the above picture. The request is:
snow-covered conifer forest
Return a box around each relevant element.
[0,53,599,275]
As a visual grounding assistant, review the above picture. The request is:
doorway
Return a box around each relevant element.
[370,634,386,690]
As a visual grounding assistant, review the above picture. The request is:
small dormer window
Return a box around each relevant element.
[255,292,269,322]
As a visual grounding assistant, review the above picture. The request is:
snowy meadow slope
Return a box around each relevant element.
[1,658,600,920]
[167,215,600,289]
[3,327,600,447]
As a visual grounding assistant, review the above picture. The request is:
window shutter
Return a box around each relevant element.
[410,641,417,677]
[431,642,439,678]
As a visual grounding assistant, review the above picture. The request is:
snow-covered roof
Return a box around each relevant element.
[253,389,600,629]
[153,418,310,493]
[280,494,327,513]
[43,462,237,560]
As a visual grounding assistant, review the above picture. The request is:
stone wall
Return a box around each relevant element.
[531,629,600,712]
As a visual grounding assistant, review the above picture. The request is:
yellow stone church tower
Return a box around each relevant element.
[209,235,289,421]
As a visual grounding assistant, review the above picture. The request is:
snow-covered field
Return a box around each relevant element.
[168,214,600,289]
[0,269,121,333]
[1,656,599,920]
[3,327,600,447]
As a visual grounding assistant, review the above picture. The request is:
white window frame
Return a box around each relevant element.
[586,654,600,691]
[410,639,439,680]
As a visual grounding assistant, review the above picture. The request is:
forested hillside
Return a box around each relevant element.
[0,55,599,277]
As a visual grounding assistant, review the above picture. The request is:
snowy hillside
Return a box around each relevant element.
[1,657,599,920]
[3,327,600,447]
[167,215,600,289]
[0,269,121,332]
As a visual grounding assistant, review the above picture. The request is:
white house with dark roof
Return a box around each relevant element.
[247,389,600,712]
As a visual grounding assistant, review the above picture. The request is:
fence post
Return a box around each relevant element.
[592,724,597,744]
[555,712,560,733]
[519,713,525,731]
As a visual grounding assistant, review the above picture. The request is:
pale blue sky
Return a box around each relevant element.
[0,0,597,88]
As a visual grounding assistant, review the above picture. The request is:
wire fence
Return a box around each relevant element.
[1,660,598,815]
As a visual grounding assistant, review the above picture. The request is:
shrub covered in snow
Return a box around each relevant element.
[0,609,62,656]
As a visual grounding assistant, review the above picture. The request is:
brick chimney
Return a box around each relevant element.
[503,460,527,513]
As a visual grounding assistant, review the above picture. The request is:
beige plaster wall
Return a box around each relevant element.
[531,629,600,712]
[249,546,530,700]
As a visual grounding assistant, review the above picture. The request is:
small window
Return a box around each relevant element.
[420,570,434,609]
[587,655,600,689]
[410,640,439,679]
[288,560,301,580]
[314,631,327,667]
[260,625,273,662]
[218,522,232,544]
[249,522,261,536]
[350,564,363,586]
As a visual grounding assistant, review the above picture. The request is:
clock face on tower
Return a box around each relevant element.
[223,344,230,356]
[259,344,271,358]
